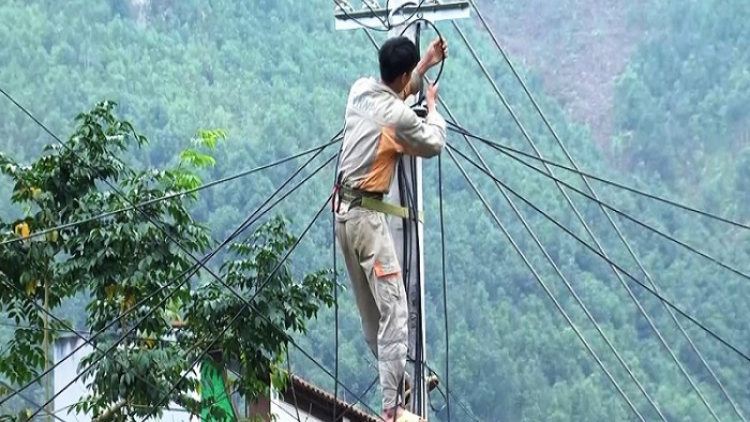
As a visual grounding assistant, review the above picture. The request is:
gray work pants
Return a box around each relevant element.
[334,204,409,411]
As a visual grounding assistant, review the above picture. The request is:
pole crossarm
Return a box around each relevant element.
[333,1,471,30]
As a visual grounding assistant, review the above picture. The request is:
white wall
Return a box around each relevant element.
[53,336,199,422]
[269,390,352,422]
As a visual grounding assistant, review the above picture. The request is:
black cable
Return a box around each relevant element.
[286,350,303,422]
[401,16,445,92]
[422,69,661,419]
[449,18,733,418]
[441,144,650,421]
[2,146,339,413]
[14,152,339,422]
[332,375,379,422]
[0,380,67,422]
[448,125,750,285]
[437,152,450,422]
[0,138,341,246]
[0,136,338,406]
[140,190,335,420]
[1,82,339,411]
[140,189,392,422]
[446,141,750,364]
[332,141,343,422]
[442,122,750,232]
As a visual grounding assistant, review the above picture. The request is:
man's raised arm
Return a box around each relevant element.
[393,99,446,158]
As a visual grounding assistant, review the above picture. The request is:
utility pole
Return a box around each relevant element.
[333,1,470,419]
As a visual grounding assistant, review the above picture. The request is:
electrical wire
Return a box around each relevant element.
[138,191,390,422]
[437,151,450,422]
[0,144,339,411]
[438,129,750,232]
[332,375,379,422]
[0,138,340,247]
[440,143,649,421]
[446,140,750,365]
[11,151,339,422]
[438,111,661,420]
[448,125,750,284]
[0,379,66,422]
[450,20,731,420]
[286,349,303,422]
[332,140,343,422]
[462,8,747,419]
[1,80,367,422]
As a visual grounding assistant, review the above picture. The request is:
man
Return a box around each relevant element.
[333,36,448,422]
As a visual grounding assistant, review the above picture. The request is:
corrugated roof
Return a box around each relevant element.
[286,374,380,422]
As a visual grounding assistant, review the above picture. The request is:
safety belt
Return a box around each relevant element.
[337,185,424,223]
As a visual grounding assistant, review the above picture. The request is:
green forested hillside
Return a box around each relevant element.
[2,1,750,421]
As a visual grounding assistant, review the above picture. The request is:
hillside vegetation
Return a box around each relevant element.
[2,1,750,421]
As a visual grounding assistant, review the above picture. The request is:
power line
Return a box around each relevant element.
[445,138,750,365]
[0,380,66,422]
[437,148,451,422]
[451,125,750,282]
[14,150,339,422]
[438,133,750,232]
[0,138,340,247]
[0,141,338,411]
[447,143,648,422]
[5,151,336,422]
[439,111,654,421]
[450,22,724,422]
[137,190,391,422]
[461,3,748,415]
[0,90,350,420]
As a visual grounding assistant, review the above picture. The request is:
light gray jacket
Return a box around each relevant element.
[337,71,446,194]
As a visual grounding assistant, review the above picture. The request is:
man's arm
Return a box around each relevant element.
[400,59,431,100]
[393,104,446,158]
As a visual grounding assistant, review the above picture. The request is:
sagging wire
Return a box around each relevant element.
[445,139,750,365]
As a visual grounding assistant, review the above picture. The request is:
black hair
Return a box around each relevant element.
[378,36,419,84]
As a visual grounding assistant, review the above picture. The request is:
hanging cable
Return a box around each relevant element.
[332,140,343,422]
[333,375,379,422]
[438,128,750,232]
[12,152,339,421]
[436,103,665,420]
[448,124,750,284]
[0,379,67,422]
[136,191,392,422]
[0,138,340,246]
[465,1,748,416]
[450,21,730,421]
[440,144,650,421]
[286,349,303,422]
[437,151,451,422]
[117,191,333,421]
[1,146,339,410]
[446,141,750,365]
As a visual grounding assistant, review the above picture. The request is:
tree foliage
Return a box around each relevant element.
[0,102,335,421]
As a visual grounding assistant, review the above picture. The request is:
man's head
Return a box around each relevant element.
[379,36,419,94]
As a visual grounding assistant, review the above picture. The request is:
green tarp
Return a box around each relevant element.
[199,358,239,422]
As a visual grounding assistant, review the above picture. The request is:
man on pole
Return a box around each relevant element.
[332,35,448,422]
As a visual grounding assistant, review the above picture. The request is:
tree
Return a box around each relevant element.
[0,102,335,422]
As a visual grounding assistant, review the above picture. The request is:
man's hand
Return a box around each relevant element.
[425,82,439,112]
[423,37,448,68]
[416,37,448,76]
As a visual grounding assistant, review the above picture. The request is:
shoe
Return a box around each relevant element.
[403,374,439,407]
